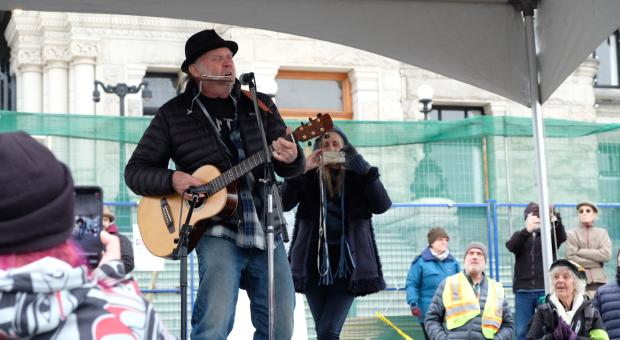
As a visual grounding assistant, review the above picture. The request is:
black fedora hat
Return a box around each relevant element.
[181,29,238,73]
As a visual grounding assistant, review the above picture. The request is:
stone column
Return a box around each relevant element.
[348,67,380,120]
[43,45,70,113]
[252,63,279,97]
[16,49,43,113]
[5,11,43,113]
[69,41,98,114]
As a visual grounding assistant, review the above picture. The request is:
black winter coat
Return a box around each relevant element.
[125,81,304,225]
[505,216,567,291]
[527,295,607,339]
[282,167,391,296]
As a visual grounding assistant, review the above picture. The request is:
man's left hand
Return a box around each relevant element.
[272,128,298,164]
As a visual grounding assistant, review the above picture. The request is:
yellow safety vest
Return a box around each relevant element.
[442,272,504,339]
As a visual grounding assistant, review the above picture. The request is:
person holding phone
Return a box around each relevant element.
[505,202,566,340]
[0,131,173,339]
[282,127,392,340]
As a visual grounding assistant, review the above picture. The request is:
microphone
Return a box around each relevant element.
[238,72,255,85]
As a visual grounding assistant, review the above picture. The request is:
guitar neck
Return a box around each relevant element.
[199,133,294,196]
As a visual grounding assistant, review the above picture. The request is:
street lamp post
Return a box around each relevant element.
[417,84,434,120]
[92,81,152,230]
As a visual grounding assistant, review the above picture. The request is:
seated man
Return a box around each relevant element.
[0,131,173,339]
[425,242,514,340]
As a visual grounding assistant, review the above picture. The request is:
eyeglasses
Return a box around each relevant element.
[578,208,593,214]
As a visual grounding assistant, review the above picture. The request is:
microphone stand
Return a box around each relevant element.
[246,74,277,340]
[172,194,199,340]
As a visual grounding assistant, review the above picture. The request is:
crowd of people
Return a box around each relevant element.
[1,27,619,340]
[405,202,617,340]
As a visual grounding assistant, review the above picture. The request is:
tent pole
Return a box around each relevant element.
[523,11,554,293]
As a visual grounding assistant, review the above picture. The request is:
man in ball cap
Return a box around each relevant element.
[0,131,172,339]
[125,29,305,339]
[565,200,612,298]
[425,241,514,339]
[406,227,460,340]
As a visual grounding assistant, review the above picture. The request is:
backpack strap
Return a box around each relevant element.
[242,90,272,113]
[584,301,595,332]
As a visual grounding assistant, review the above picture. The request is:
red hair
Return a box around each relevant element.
[0,240,85,270]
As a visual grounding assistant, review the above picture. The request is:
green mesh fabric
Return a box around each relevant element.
[3,110,620,145]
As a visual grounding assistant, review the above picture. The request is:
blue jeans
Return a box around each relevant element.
[305,277,355,340]
[514,289,545,340]
[190,237,295,340]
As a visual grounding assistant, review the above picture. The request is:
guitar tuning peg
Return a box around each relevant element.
[299,121,303,126]
[307,141,312,147]
[308,117,312,122]
[317,113,323,117]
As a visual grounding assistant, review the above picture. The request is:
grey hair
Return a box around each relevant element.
[549,265,586,297]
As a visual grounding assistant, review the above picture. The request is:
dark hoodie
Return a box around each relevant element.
[505,202,567,291]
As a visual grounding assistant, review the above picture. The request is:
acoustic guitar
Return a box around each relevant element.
[137,113,333,259]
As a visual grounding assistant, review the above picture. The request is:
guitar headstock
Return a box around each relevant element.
[292,113,334,142]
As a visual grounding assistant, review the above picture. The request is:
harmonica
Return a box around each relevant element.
[197,75,234,82]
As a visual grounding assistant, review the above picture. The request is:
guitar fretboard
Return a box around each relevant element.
[198,133,295,196]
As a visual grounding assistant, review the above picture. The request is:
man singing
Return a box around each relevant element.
[125,29,305,339]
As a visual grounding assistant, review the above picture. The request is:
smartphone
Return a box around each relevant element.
[72,186,104,269]
[321,151,345,165]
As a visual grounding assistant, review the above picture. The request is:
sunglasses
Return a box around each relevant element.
[578,208,593,214]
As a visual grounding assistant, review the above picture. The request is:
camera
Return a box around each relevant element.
[72,186,104,268]
[321,151,345,165]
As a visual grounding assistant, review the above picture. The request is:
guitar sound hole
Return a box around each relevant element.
[185,197,206,210]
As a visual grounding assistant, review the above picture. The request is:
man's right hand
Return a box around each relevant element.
[172,171,205,199]
[525,213,541,233]
[411,306,421,318]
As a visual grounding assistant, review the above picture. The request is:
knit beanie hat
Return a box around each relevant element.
[0,131,75,254]
[464,241,488,260]
[313,125,350,151]
[427,227,449,245]
[523,202,539,219]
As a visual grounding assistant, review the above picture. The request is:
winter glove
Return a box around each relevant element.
[411,306,421,318]
[553,318,576,340]
[341,145,370,174]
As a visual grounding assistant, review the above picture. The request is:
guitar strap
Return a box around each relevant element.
[241,90,272,113]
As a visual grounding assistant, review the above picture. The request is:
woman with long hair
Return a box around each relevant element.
[282,127,392,340]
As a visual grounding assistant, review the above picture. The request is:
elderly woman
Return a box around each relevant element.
[526,259,609,340]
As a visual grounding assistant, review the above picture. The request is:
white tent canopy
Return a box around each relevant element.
[1,0,619,106]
